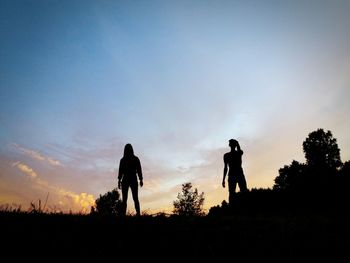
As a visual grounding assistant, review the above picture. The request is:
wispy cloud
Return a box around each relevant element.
[12,161,38,179]
[47,157,61,166]
[12,143,62,166]
[13,144,45,161]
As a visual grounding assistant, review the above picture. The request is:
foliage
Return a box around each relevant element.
[303,128,342,170]
[339,161,350,177]
[93,188,122,216]
[273,161,306,191]
[173,182,205,216]
[273,128,344,191]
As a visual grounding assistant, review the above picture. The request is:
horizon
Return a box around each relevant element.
[1,0,350,213]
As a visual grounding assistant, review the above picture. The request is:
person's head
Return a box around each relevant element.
[123,143,134,158]
[229,139,238,148]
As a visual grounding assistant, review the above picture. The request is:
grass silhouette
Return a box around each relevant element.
[1,207,350,262]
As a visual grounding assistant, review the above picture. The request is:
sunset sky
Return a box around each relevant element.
[1,0,350,213]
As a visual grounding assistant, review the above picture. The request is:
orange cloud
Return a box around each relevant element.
[10,161,94,212]
[13,161,38,179]
[57,189,95,212]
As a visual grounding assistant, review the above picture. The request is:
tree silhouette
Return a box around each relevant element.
[274,160,306,191]
[274,128,343,192]
[339,161,350,177]
[173,182,205,216]
[94,188,122,216]
[303,129,342,171]
[336,160,350,193]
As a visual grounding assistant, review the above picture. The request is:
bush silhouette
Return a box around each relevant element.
[93,188,122,216]
[173,182,205,216]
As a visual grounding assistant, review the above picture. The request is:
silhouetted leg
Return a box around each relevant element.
[238,173,248,193]
[121,182,129,216]
[130,181,140,216]
[228,176,237,205]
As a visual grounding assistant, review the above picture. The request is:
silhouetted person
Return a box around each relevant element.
[222,139,248,204]
[118,144,143,216]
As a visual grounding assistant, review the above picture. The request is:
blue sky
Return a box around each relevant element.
[1,0,350,213]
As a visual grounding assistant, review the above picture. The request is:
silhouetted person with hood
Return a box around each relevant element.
[118,144,143,216]
[222,139,247,204]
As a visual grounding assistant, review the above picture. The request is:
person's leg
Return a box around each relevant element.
[237,172,248,193]
[228,176,237,204]
[121,182,129,216]
[130,181,140,216]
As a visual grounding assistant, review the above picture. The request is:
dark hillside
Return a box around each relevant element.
[2,212,350,262]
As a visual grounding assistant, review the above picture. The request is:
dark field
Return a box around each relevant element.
[2,212,350,262]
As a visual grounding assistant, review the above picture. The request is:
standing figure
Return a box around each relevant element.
[118,144,143,216]
[222,139,248,204]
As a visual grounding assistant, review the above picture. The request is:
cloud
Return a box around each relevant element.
[12,143,61,166]
[9,160,95,212]
[47,157,61,166]
[44,140,123,170]
[57,190,95,212]
[13,162,38,179]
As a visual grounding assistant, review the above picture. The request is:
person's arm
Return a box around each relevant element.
[236,141,243,155]
[222,155,228,188]
[136,157,143,187]
[118,159,123,189]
